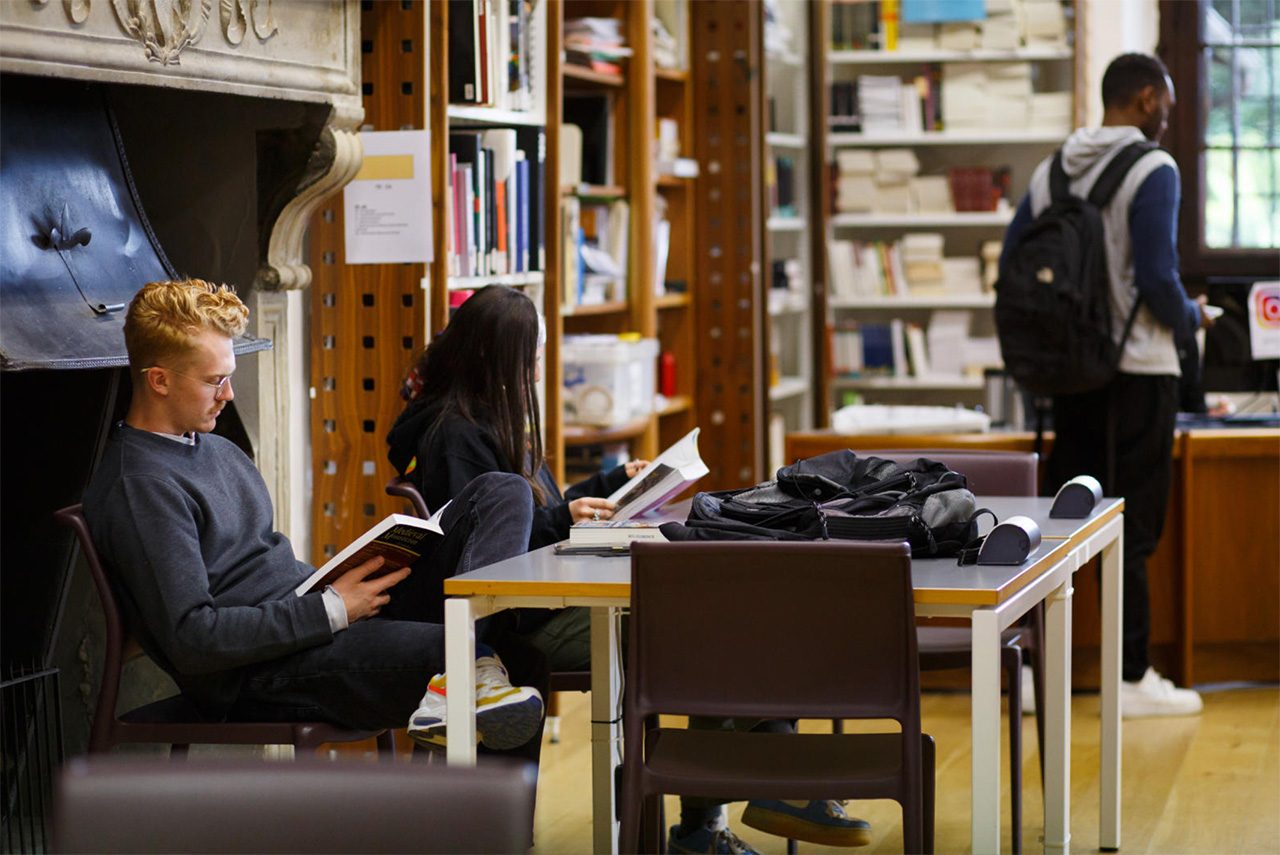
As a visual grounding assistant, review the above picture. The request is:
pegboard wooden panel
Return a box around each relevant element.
[691,1,766,488]
[307,0,426,566]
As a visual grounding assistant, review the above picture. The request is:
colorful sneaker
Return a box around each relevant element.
[742,799,872,847]
[407,655,544,750]
[667,824,761,855]
[1121,667,1203,718]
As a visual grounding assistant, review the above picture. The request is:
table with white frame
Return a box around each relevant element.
[442,497,1124,855]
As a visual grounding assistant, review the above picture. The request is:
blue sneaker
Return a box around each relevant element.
[667,824,761,855]
[741,799,872,847]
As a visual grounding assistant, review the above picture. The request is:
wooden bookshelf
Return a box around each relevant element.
[428,0,562,472]
[762,0,818,471]
[562,63,625,88]
[813,0,1083,419]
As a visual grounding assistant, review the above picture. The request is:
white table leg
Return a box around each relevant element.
[1043,574,1074,854]
[590,606,622,855]
[971,608,1002,855]
[444,597,478,766]
[1099,522,1124,850]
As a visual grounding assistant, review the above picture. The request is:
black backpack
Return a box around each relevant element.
[659,451,979,558]
[995,141,1156,397]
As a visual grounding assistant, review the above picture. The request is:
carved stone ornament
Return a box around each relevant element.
[221,0,277,46]
[110,0,214,65]
[258,124,362,291]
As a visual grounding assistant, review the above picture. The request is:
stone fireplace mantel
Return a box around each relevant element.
[1,0,365,551]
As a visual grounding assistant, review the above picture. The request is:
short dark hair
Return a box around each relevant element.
[1101,53,1170,108]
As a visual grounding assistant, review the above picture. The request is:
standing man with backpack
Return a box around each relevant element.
[999,53,1212,717]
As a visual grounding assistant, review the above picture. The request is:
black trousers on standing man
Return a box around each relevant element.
[1044,372,1179,682]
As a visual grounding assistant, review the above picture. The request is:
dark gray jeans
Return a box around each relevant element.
[232,472,536,732]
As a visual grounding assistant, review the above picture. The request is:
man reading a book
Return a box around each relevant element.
[81,279,545,751]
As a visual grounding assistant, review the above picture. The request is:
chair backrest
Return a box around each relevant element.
[628,540,918,726]
[861,449,1038,497]
[52,504,127,753]
[385,476,431,519]
[54,757,537,853]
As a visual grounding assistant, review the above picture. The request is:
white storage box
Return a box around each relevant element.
[562,335,659,427]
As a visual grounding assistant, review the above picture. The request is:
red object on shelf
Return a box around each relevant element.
[948,167,997,212]
[659,350,677,397]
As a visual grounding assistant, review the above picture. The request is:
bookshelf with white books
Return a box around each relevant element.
[763,0,816,471]
[815,0,1080,416]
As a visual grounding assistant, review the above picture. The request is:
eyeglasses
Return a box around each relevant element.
[140,366,233,396]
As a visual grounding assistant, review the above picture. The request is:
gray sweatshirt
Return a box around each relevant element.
[83,422,332,714]
[1024,126,1194,375]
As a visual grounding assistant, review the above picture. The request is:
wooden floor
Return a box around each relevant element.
[530,685,1280,854]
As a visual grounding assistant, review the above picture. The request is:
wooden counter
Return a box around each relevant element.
[785,428,1280,686]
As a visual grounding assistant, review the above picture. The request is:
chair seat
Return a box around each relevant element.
[118,696,385,748]
[645,729,920,801]
[549,671,591,693]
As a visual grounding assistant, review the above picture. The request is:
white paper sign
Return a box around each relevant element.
[1248,281,1280,360]
[343,130,432,264]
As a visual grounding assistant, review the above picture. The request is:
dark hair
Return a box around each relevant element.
[415,286,545,501]
[1101,53,1169,108]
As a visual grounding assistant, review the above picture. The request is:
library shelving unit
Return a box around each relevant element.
[556,0,660,470]
[812,0,1083,422]
[424,0,563,474]
[307,2,433,565]
[763,0,817,472]
[555,0,704,478]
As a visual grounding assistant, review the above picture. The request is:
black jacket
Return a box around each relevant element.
[387,397,629,550]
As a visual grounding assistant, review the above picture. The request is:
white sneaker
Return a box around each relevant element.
[1020,664,1036,715]
[407,655,544,750]
[1120,667,1203,718]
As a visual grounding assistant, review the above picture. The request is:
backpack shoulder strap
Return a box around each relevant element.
[1088,140,1159,209]
[1048,149,1071,203]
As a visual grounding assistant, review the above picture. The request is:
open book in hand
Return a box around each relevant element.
[602,427,708,522]
[295,503,450,596]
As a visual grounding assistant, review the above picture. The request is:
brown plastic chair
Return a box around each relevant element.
[53,504,396,759]
[622,541,935,854]
[384,475,590,742]
[55,756,536,853]
[386,474,431,519]
[859,449,1043,854]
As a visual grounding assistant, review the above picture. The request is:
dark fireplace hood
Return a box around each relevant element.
[0,76,269,370]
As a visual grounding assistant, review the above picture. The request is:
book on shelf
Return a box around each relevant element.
[448,127,545,279]
[563,198,628,307]
[607,427,709,522]
[295,507,449,596]
[564,16,631,71]
[564,94,613,186]
[448,0,539,110]
[567,519,668,547]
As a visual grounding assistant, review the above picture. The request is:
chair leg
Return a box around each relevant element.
[618,761,642,854]
[547,692,562,744]
[786,838,798,855]
[922,734,936,855]
[1005,646,1023,855]
[1029,604,1047,786]
[831,718,844,734]
[169,744,190,760]
[375,729,397,761]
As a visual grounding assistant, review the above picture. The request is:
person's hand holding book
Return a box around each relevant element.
[331,557,412,623]
[569,496,618,524]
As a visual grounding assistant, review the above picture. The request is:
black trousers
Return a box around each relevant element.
[1044,373,1179,682]
[233,473,547,749]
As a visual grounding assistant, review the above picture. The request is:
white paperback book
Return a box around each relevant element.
[295,503,449,596]
[567,519,668,547]
[603,427,709,522]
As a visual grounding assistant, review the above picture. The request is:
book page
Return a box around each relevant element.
[604,428,707,520]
